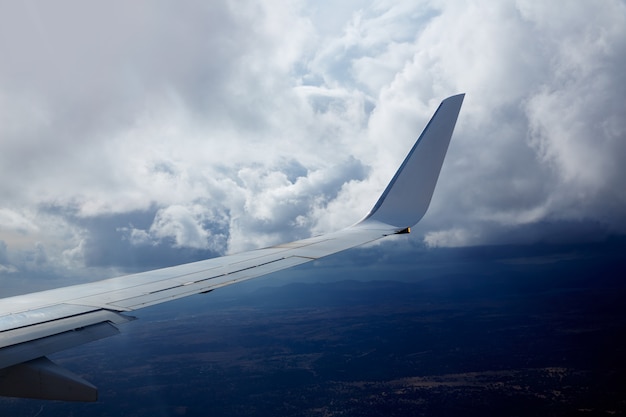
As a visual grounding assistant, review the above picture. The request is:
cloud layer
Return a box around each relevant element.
[1,0,625,291]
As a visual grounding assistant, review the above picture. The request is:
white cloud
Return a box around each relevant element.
[424,228,477,248]
[0,209,39,234]
[145,204,228,251]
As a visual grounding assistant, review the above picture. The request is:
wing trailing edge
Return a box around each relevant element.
[0,94,464,401]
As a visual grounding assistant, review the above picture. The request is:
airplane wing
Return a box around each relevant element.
[0,94,464,402]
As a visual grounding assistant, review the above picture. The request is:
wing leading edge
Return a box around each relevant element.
[0,94,464,401]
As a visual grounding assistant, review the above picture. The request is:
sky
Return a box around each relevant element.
[1,0,625,294]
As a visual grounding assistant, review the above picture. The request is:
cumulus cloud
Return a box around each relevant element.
[128,204,228,251]
[0,0,625,291]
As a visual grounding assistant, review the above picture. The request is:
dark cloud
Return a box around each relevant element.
[50,206,225,270]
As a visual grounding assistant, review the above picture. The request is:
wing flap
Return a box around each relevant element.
[0,304,97,332]
[0,310,133,369]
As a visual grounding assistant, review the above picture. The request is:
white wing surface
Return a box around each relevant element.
[0,94,464,401]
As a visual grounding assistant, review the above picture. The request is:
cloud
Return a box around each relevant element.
[136,204,228,251]
[0,0,625,292]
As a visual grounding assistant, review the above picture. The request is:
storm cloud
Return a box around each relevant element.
[1,0,625,292]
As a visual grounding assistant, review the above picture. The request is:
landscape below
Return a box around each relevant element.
[1,238,624,416]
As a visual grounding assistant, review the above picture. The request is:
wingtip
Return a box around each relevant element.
[360,94,464,229]
[444,93,465,103]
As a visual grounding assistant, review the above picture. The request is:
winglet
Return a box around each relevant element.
[361,94,464,228]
